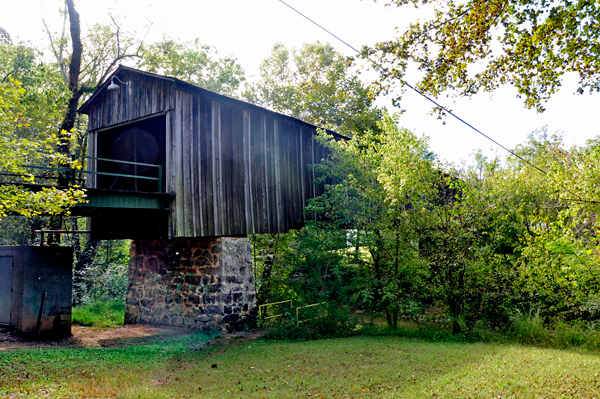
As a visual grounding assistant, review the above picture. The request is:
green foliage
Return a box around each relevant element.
[0,77,86,219]
[262,306,363,341]
[244,42,383,135]
[509,309,546,345]
[306,116,439,329]
[74,239,130,304]
[138,38,246,97]
[72,300,125,328]
[251,229,355,306]
[367,0,600,112]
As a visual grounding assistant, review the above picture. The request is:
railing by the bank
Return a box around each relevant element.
[259,300,329,325]
[1,153,163,193]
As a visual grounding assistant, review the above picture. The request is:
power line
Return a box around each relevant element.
[276,0,548,175]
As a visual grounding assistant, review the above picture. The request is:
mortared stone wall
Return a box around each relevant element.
[125,237,256,331]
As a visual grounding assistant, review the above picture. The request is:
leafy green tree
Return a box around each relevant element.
[0,77,85,219]
[245,42,383,135]
[137,38,246,97]
[1,38,70,142]
[366,0,600,112]
[308,116,436,328]
[506,130,600,321]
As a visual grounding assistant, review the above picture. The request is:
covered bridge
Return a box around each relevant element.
[76,66,345,330]
[78,65,345,240]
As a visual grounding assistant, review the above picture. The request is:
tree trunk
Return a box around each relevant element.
[49,0,84,244]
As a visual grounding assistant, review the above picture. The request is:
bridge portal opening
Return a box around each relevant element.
[96,114,166,193]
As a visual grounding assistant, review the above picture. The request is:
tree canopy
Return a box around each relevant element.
[244,42,383,135]
[365,0,600,112]
[137,38,246,97]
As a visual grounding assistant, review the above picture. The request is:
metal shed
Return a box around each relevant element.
[0,246,73,337]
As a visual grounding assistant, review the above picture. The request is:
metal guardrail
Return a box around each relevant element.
[258,300,293,321]
[19,153,163,193]
[258,300,329,325]
[296,302,328,325]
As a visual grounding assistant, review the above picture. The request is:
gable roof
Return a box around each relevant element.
[78,65,349,139]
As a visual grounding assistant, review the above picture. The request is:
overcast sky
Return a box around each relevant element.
[2,0,598,165]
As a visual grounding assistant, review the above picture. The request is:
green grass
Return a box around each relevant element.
[71,300,125,328]
[2,334,600,398]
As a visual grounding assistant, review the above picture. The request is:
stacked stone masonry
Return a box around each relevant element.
[125,237,256,331]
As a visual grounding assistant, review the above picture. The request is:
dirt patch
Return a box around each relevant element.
[0,326,267,352]
[211,329,267,354]
[0,325,192,351]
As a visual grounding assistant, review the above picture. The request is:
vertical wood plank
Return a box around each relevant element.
[274,120,283,233]
[243,110,254,235]
[182,92,193,237]
[220,103,232,236]
[87,131,97,189]
[231,107,244,235]
[200,96,213,236]
[211,100,223,236]
[265,117,276,232]
[191,94,201,236]
[299,128,306,222]
[262,115,271,232]
[165,109,175,239]
[174,90,184,237]
[250,112,264,233]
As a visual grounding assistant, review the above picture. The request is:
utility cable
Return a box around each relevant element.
[276,0,548,175]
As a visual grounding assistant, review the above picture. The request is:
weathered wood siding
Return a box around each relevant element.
[81,67,336,238]
[85,70,176,131]
[166,90,329,237]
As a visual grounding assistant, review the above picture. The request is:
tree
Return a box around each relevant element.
[365,0,600,112]
[137,38,246,97]
[1,36,70,142]
[307,116,436,328]
[507,130,600,321]
[0,77,85,220]
[0,27,10,44]
[44,1,147,156]
[245,42,383,135]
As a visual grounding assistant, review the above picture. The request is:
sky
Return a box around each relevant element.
[2,0,599,165]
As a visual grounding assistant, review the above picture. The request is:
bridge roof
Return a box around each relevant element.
[78,65,349,140]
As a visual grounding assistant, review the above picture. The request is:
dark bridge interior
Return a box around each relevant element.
[96,114,166,193]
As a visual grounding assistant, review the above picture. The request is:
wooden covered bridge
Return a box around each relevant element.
[74,66,345,330]
[77,65,344,240]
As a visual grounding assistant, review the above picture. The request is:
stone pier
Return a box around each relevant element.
[125,237,256,331]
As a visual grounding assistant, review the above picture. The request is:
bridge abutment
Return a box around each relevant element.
[125,237,256,331]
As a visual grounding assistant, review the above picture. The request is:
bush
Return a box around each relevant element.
[262,306,363,341]
[76,262,128,304]
[509,309,546,345]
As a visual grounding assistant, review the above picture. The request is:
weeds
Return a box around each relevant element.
[72,300,125,328]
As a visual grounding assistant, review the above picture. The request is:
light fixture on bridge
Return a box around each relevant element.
[107,76,127,91]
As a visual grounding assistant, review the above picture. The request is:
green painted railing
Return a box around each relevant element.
[20,154,163,193]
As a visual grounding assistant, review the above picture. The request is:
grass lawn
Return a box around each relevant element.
[72,300,125,328]
[1,332,600,398]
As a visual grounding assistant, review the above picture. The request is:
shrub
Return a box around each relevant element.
[76,262,128,304]
[510,309,545,345]
[262,306,362,341]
